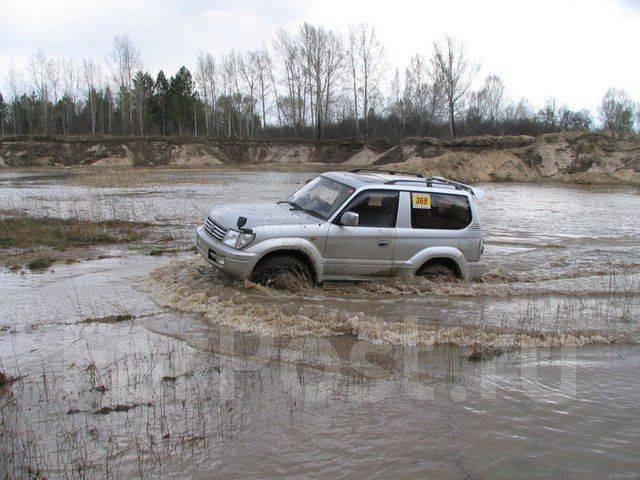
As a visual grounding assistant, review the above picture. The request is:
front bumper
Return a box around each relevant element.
[196,225,257,279]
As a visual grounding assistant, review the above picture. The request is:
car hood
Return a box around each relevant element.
[209,202,320,229]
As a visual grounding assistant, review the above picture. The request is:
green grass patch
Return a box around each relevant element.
[0,217,147,250]
[27,256,54,270]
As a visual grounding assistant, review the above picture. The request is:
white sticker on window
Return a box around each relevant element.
[368,195,384,207]
[412,193,431,209]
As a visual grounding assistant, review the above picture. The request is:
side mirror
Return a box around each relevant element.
[340,211,359,227]
[237,216,253,233]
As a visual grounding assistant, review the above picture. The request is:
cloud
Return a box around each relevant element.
[618,0,640,11]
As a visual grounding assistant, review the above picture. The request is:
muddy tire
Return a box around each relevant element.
[416,262,458,280]
[250,254,312,290]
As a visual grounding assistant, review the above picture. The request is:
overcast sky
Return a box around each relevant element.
[1,0,639,113]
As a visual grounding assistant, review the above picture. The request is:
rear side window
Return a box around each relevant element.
[341,190,399,228]
[410,192,472,229]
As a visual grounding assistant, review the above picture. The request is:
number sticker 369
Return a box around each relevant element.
[412,193,431,209]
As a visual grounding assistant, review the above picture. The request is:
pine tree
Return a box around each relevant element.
[151,71,170,135]
[168,67,196,135]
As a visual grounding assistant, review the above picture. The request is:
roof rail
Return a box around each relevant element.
[428,176,473,193]
[384,178,435,186]
[383,175,485,199]
[350,168,424,178]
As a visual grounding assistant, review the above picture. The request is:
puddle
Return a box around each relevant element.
[1,171,639,479]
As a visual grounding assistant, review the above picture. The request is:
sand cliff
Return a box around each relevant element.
[1,132,639,185]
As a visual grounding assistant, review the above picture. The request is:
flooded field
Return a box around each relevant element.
[1,169,639,479]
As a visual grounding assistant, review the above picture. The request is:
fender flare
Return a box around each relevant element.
[248,238,324,281]
[409,247,469,279]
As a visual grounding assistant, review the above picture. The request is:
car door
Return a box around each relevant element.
[323,189,399,279]
[393,190,474,274]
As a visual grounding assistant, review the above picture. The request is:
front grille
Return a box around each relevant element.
[205,216,228,242]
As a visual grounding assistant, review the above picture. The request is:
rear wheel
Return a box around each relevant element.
[250,254,312,290]
[416,260,459,280]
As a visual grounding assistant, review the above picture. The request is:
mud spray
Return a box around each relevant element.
[141,257,640,349]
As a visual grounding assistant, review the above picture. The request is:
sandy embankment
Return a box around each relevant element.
[1,132,639,185]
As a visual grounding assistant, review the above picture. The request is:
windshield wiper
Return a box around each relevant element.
[278,200,325,220]
[296,208,325,220]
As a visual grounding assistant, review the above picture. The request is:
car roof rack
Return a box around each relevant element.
[383,175,484,199]
[350,168,424,178]
[348,169,484,199]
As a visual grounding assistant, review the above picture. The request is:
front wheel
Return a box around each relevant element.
[250,255,312,290]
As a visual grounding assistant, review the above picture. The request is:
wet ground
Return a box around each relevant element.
[1,169,639,479]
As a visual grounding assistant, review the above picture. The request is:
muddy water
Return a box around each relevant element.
[1,170,639,479]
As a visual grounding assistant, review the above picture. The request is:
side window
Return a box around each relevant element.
[341,190,399,228]
[411,192,472,229]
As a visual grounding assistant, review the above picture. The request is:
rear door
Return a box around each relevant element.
[393,190,474,271]
[323,189,399,279]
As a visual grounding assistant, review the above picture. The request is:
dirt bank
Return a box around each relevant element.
[1,132,639,185]
[381,132,640,185]
[0,135,364,169]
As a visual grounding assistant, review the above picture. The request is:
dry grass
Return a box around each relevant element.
[0,216,147,250]
[68,168,224,188]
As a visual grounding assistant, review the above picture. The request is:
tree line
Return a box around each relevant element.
[1,24,639,141]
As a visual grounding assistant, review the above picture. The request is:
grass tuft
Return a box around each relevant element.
[27,256,54,270]
[0,216,147,250]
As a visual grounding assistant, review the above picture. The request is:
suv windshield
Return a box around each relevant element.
[285,176,355,220]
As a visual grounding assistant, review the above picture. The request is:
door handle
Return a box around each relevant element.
[378,241,389,247]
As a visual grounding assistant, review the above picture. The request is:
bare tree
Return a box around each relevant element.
[322,34,344,138]
[195,50,217,136]
[298,24,343,139]
[387,68,406,137]
[61,59,81,134]
[273,29,307,134]
[513,98,535,121]
[109,35,142,134]
[348,23,386,138]
[598,87,634,132]
[267,50,283,130]
[133,71,154,135]
[254,48,273,130]
[346,26,360,137]
[431,36,479,137]
[0,24,613,140]
[28,49,51,133]
[538,98,560,131]
[220,50,242,138]
[478,75,506,128]
[240,51,261,137]
[48,59,63,133]
[404,53,442,135]
[82,59,102,135]
[4,63,23,134]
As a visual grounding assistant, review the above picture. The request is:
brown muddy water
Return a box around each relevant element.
[1,170,639,479]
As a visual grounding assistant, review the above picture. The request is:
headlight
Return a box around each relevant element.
[223,230,255,249]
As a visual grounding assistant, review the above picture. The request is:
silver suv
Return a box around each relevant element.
[196,170,484,287]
